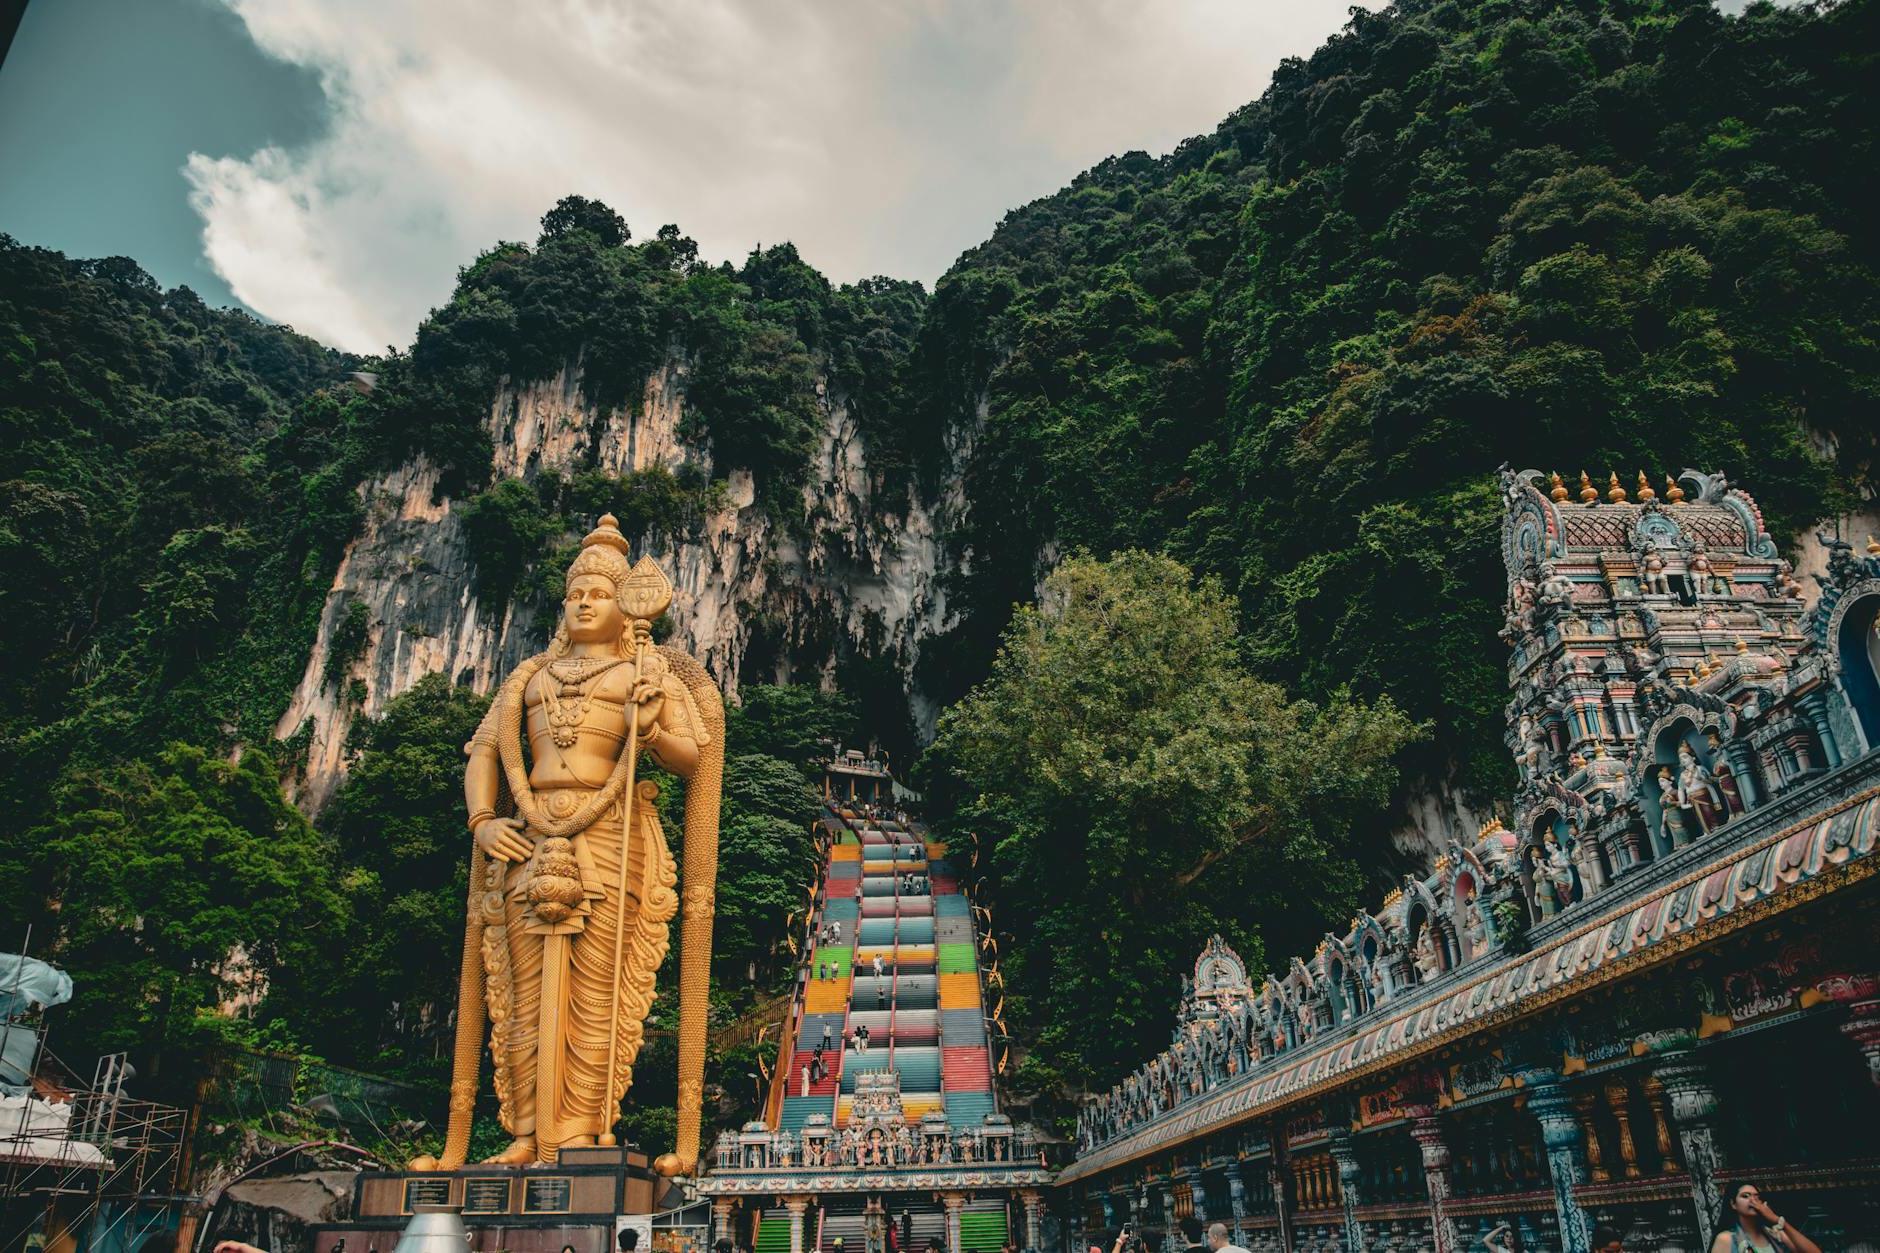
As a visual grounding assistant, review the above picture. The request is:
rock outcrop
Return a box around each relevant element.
[277,361,973,809]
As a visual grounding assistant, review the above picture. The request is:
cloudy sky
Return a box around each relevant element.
[0,0,1370,354]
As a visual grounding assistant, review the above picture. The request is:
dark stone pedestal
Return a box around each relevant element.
[312,1147,668,1253]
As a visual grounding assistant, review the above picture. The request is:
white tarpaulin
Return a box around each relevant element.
[0,1092,105,1166]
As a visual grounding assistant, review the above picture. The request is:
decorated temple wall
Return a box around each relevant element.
[1063,469,1880,1252]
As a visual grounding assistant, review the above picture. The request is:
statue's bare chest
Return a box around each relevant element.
[524,658,637,746]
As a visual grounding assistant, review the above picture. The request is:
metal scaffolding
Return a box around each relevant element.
[1,1035,188,1253]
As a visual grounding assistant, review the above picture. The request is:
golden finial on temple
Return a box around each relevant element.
[1549,471,1568,502]
[1636,472,1655,502]
[1578,471,1598,504]
[1607,472,1627,503]
[1665,475,1685,503]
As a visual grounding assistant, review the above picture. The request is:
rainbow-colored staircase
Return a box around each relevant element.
[774,804,1000,1139]
[702,781,1051,1253]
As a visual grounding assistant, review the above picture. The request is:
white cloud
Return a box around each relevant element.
[187,0,1367,354]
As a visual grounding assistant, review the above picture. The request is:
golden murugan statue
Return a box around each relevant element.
[427,515,721,1172]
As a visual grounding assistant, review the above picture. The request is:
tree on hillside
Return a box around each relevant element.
[921,552,1420,1113]
[264,674,490,1083]
[15,745,346,1088]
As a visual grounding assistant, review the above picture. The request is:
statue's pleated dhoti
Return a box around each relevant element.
[487,785,677,1159]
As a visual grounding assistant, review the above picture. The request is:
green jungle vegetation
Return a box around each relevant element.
[2,0,1877,1143]
[922,553,1421,1091]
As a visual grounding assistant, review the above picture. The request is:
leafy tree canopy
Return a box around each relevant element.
[921,552,1420,1109]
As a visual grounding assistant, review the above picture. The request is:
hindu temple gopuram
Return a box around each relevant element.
[1054,469,1880,1252]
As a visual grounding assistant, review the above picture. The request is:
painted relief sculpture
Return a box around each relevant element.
[430,514,723,1172]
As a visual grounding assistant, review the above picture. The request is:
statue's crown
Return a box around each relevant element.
[564,514,673,620]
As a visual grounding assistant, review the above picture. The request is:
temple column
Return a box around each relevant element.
[1184,1168,1209,1225]
[1226,1168,1248,1242]
[1266,1129,1297,1253]
[713,1200,737,1248]
[1642,1075,1683,1173]
[1570,1091,1608,1183]
[1021,1190,1044,1251]
[1406,1108,1460,1253]
[1514,1067,1593,1253]
[1801,691,1844,768]
[1652,1050,1724,1249]
[785,1198,810,1253]
[1603,1080,1641,1179]
[1160,1182,1182,1253]
[942,1193,966,1253]
[1326,1128,1364,1253]
[1723,741,1762,809]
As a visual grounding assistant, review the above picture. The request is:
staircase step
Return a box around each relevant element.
[944,1091,997,1127]
[756,1217,791,1253]
[934,917,974,943]
[938,973,980,1009]
[936,942,977,973]
[780,1094,834,1128]
[941,1009,986,1045]
[959,1209,1009,1253]
[942,1046,992,1091]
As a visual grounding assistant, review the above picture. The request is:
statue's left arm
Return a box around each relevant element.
[643,672,702,777]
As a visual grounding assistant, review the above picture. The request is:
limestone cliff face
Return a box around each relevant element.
[277,361,974,809]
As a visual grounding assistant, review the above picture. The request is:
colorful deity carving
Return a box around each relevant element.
[1678,741,1728,833]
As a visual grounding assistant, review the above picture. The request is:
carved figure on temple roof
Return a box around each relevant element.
[1505,572,1538,641]
[1775,560,1804,600]
[1677,741,1728,833]
[1568,824,1606,897]
[1638,542,1671,595]
[1680,468,1729,503]
[1515,714,1548,780]
[1538,562,1574,609]
[1690,537,1728,595]
[1543,832,1577,910]
[1658,768,1694,850]
[1817,531,1858,588]
[1706,731,1746,815]
[1529,846,1559,918]
[1463,895,1487,957]
[1413,923,1441,982]
[1623,638,1663,677]
[1585,742,1630,809]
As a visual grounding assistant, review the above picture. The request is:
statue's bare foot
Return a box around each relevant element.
[561,1134,597,1148]
[482,1137,536,1165]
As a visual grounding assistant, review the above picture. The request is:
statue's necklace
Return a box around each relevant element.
[543,657,629,749]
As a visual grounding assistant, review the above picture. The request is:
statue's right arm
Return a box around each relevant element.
[466,699,528,862]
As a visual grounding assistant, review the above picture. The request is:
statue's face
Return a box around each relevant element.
[565,573,625,643]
